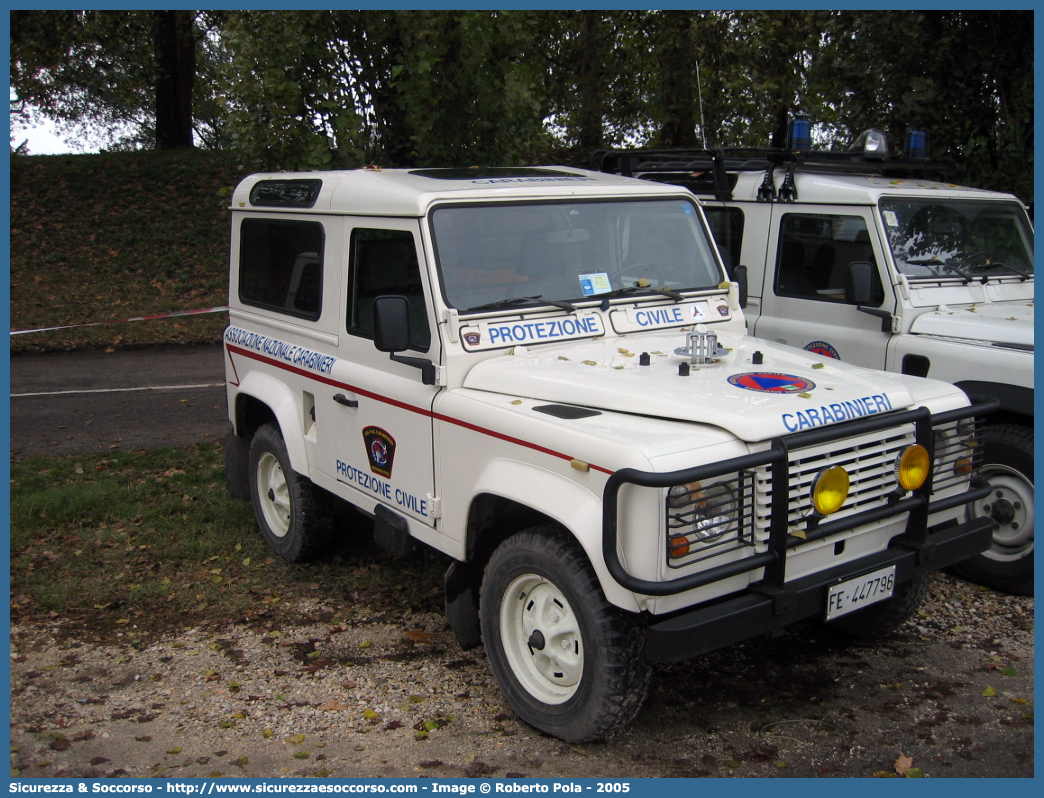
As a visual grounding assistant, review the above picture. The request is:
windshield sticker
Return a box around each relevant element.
[804,341,840,359]
[883,210,900,228]
[459,312,605,351]
[782,393,894,432]
[728,372,816,394]
[610,300,724,334]
[579,273,612,295]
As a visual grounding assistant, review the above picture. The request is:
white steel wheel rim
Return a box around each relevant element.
[499,573,584,705]
[972,465,1034,562]
[256,452,291,538]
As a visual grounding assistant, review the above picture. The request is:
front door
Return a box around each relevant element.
[752,208,893,368]
[319,219,441,529]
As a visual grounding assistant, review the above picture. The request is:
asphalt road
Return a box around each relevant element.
[9,344,230,458]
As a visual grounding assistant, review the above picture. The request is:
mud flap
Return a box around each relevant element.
[445,560,482,650]
[224,430,251,500]
[373,504,421,561]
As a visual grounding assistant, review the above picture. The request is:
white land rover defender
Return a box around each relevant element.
[223,165,996,742]
[596,131,1033,596]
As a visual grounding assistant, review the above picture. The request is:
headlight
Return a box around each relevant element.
[896,444,930,491]
[812,466,849,516]
[667,481,738,545]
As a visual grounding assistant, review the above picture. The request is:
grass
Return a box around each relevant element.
[9,150,450,638]
[10,444,448,640]
[10,149,249,353]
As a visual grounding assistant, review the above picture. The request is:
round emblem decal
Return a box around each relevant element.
[804,340,840,359]
[728,372,816,394]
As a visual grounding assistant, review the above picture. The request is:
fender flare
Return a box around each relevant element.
[468,458,642,612]
[955,381,1033,420]
[232,371,309,476]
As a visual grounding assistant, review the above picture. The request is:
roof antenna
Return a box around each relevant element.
[696,61,709,149]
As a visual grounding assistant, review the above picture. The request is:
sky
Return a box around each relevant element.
[14,125,72,155]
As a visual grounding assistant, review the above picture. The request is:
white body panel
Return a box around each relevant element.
[225,165,984,618]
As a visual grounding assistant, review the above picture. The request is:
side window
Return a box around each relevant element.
[239,219,324,320]
[774,213,884,305]
[347,228,431,351]
[703,207,744,277]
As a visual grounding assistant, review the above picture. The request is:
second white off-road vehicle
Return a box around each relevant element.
[596,132,1032,595]
[223,165,995,742]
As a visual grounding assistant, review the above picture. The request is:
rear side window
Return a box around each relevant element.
[239,219,325,320]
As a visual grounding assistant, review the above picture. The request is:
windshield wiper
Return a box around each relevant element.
[464,295,576,313]
[599,285,686,301]
[905,258,977,284]
[970,261,1032,281]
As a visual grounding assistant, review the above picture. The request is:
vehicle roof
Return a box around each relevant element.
[723,169,1020,206]
[231,166,690,217]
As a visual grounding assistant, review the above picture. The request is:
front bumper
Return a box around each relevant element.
[644,514,994,662]
[602,397,997,598]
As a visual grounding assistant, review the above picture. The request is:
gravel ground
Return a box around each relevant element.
[9,572,1033,779]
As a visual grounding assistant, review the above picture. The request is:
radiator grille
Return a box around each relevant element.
[664,412,984,566]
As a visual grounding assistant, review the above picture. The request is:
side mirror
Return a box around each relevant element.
[846,261,894,332]
[373,295,411,353]
[372,295,437,385]
[844,261,874,305]
[732,264,748,309]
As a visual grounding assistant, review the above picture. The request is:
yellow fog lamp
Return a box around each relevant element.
[896,444,930,491]
[812,466,849,516]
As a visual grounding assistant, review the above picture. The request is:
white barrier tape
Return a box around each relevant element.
[10,305,230,336]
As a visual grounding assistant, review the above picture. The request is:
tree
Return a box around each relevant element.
[813,11,1033,201]
[10,10,222,151]
[153,11,196,149]
[218,10,546,170]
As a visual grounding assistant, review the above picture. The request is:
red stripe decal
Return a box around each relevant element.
[225,344,613,475]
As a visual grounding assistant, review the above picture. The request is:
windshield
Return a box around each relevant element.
[430,198,723,312]
[879,198,1033,281]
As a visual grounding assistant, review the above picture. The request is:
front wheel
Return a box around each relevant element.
[479,527,651,743]
[248,423,331,562]
[951,424,1033,595]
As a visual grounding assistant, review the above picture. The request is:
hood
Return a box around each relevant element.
[910,302,1034,348]
[463,331,931,441]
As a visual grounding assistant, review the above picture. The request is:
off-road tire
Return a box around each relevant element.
[248,423,332,562]
[827,573,931,639]
[479,527,651,743]
[951,424,1033,596]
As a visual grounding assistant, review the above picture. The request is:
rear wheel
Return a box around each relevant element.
[248,423,331,562]
[479,527,650,743]
[951,424,1033,595]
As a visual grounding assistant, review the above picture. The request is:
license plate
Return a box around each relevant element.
[826,565,897,620]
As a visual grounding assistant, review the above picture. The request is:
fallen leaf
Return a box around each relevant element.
[894,754,914,776]
[319,702,350,711]
[404,628,436,643]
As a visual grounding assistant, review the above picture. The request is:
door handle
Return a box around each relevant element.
[333,393,358,408]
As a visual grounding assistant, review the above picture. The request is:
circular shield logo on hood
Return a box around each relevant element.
[728,372,816,394]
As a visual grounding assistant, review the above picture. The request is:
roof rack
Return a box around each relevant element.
[590,147,952,202]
